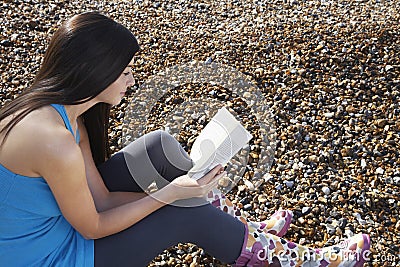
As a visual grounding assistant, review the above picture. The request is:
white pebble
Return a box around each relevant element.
[375,167,384,175]
[324,112,335,118]
[244,180,255,191]
[360,159,367,168]
[385,65,393,71]
[322,186,331,195]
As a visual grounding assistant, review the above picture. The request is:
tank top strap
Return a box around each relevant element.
[50,104,80,143]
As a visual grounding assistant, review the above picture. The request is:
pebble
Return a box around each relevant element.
[243,204,253,211]
[284,181,294,188]
[244,179,255,191]
[302,207,312,215]
[1,1,399,266]
[376,167,385,175]
[322,186,331,195]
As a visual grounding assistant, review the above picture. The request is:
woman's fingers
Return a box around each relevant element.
[199,170,226,197]
[168,166,227,200]
[197,164,224,186]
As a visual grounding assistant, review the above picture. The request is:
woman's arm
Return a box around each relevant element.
[39,125,224,239]
[39,131,170,238]
[77,118,146,212]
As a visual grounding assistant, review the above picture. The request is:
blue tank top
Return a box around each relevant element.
[0,104,94,266]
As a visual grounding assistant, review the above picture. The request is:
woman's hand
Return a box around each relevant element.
[164,165,226,202]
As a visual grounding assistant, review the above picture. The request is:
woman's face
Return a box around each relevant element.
[96,58,135,106]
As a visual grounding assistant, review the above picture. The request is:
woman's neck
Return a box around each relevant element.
[63,99,98,122]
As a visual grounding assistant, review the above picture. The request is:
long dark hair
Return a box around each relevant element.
[0,12,139,165]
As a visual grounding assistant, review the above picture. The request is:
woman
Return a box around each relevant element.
[0,12,370,267]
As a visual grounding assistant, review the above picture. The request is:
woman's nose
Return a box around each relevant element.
[127,73,135,87]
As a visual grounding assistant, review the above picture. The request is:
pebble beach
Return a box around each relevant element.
[1,1,399,266]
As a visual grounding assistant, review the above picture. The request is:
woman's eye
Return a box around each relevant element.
[123,72,130,76]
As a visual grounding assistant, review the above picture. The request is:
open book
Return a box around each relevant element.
[188,107,253,180]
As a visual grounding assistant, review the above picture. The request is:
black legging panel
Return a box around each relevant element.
[94,130,244,267]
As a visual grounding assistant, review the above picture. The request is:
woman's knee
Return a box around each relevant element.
[122,130,193,184]
[146,130,193,173]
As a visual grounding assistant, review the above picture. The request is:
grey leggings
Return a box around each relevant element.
[94,130,245,267]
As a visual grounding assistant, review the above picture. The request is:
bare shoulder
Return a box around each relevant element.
[0,106,82,177]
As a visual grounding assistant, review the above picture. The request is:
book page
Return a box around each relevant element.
[188,107,253,180]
